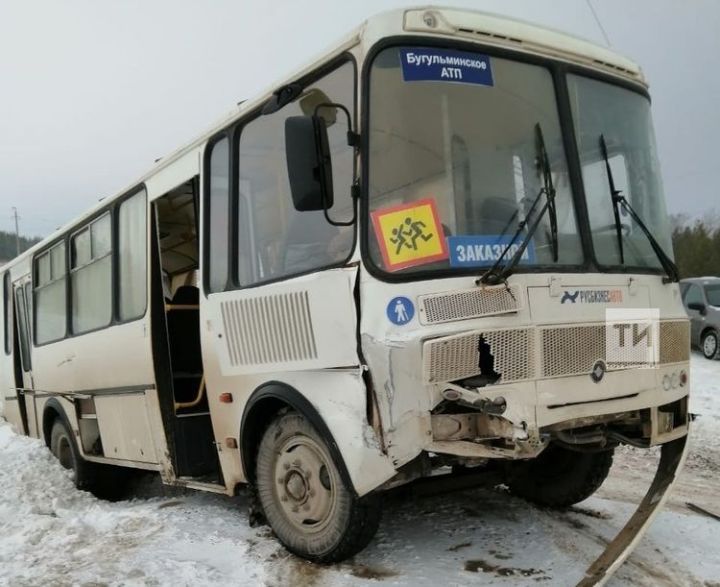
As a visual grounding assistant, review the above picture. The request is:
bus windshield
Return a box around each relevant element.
[366,46,583,275]
[568,74,673,270]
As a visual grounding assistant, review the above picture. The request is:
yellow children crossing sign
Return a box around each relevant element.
[371,198,448,271]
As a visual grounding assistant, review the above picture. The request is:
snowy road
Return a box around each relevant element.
[1,354,718,587]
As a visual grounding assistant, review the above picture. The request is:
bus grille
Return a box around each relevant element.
[659,320,691,364]
[540,320,690,378]
[220,292,317,366]
[418,285,520,325]
[423,328,533,384]
[423,320,689,384]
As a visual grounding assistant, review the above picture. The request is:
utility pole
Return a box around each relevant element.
[12,207,20,256]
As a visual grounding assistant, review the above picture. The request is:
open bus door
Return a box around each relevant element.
[1,272,26,435]
[150,177,222,487]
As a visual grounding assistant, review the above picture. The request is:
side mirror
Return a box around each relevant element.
[285,115,333,212]
[687,302,706,315]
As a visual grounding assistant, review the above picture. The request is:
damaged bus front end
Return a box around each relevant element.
[358,9,690,584]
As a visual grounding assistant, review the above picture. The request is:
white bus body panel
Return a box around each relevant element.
[94,392,159,463]
[201,266,397,496]
[32,320,155,394]
[145,147,201,204]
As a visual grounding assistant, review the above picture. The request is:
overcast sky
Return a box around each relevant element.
[1,0,718,237]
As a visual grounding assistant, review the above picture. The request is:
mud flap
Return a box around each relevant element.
[578,434,689,587]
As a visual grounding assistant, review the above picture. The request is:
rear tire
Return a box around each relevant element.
[49,419,130,499]
[255,411,381,563]
[50,419,98,492]
[701,330,719,360]
[505,444,613,508]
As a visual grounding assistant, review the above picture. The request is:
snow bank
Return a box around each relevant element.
[0,427,268,586]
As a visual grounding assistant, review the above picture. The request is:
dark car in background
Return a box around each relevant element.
[681,277,720,359]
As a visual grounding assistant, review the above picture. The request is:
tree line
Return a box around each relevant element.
[0,230,41,263]
[671,213,720,279]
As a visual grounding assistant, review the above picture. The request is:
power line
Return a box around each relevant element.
[11,207,20,256]
[585,0,612,47]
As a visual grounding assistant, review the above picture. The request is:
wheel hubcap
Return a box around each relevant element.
[284,471,308,501]
[275,436,336,532]
[704,334,717,357]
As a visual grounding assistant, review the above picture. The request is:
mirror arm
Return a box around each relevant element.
[313,102,358,147]
[313,102,359,228]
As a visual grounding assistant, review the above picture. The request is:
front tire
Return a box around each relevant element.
[255,411,381,563]
[701,330,719,360]
[505,444,613,508]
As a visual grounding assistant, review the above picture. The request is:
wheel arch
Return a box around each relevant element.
[240,381,356,496]
[42,398,73,447]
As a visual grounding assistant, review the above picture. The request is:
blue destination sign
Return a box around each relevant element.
[448,235,535,268]
[400,48,494,85]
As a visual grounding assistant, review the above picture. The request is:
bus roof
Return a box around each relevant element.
[3,6,644,274]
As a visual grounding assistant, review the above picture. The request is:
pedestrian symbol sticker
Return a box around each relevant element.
[371,198,448,271]
[387,296,414,326]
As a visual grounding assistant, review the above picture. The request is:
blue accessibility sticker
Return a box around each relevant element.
[387,296,415,326]
[447,235,535,268]
[400,47,494,86]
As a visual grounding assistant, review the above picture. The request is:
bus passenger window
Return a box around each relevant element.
[207,138,229,292]
[237,60,355,285]
[71,214,112,334]
[34,242,67,344]
[118,189,147,320]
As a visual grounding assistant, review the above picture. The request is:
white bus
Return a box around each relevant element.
[0,7,689,584]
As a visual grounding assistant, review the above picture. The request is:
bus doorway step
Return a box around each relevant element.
[174,477,227,494]
[172,415,220,478]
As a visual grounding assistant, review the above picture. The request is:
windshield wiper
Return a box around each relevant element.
[599,134,625,265]
[479,123,558,285]
[598,134,679,283]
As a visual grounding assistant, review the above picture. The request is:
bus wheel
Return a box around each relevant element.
[50,419,98,492]
[505,444,613,508]
[255,411,381,563]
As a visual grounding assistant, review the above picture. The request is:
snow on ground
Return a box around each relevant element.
[1,354,718,587]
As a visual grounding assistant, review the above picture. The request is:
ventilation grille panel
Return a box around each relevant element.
[541,325,605,378]
[418,285,520,325]
[220,292,317,367]
[423,328,533,384]
[424,320,690,385]
[540,320,691,378]
[659,320,690,365]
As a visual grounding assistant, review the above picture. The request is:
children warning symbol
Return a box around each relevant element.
[371,198,448,271]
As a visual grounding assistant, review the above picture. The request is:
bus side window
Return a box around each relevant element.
[236,59,355,285]
[34,242,67,344]
[207,138,230,293]
[117,189,148,321]
[70,213,112,334]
